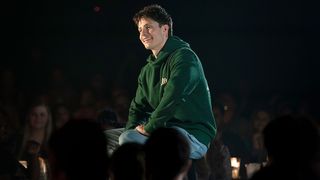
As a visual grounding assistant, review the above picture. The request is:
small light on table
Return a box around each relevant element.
[230,157,241,179]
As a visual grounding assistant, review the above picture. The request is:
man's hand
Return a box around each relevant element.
[135,125,150,136]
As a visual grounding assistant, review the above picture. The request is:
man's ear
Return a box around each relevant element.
[162,24,170,36]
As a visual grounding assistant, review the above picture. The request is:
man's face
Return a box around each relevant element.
[138,17,169,55]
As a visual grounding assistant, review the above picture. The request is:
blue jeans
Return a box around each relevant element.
[118,126,208,159]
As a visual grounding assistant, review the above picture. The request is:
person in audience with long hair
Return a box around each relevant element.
[18,101,53,180]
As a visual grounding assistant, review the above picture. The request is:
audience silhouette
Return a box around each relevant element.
[250,115,319,180]
[110,142,145,180]
[144,127,191,180]
[48,119,109,180]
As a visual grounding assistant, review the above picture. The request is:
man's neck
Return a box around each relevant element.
[152,50,160,58]
[152,37,169,58]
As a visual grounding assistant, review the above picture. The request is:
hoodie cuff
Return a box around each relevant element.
[144,123,157,134]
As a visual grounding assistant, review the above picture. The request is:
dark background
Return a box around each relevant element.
[2,0,319,99]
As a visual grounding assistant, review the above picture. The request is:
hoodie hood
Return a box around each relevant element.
[147,36,190,66]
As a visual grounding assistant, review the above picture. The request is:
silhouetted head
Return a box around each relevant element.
[263,115,319,166]
[96,108,118,130]
[48,120,109,180]
[110,142,145,180]
[144,127,190,180]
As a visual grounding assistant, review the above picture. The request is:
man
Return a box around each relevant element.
[119,4,216,160]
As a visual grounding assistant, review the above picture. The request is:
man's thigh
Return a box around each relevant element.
[119,129,148,145]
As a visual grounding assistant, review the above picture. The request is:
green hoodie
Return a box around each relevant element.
[126,36,216,147]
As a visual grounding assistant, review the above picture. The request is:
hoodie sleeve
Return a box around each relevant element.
[126,69,152,130]
[144,48,200,133]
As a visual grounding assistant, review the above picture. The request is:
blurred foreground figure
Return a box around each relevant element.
[144,127,191,180]
[250,115,319,180]
[48,120,109,180]
[110,142,145,180]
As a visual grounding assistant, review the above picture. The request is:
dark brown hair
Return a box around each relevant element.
[133,4,173,36]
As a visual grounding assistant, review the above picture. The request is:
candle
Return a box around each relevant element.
[230,157,241,179]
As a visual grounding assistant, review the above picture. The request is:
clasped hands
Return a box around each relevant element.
[135,124,150,136]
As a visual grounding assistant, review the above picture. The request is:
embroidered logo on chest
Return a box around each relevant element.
[160,78,168,86]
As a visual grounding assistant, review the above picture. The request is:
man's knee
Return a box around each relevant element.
[119,130,133,145]
[119,129,148,145]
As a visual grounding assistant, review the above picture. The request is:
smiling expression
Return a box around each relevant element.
[138,17,169,57]
[29,105,49,130]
